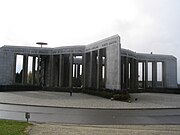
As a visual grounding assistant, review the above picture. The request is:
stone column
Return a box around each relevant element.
[124,56,129,89]
[145,61,148,89]
[162,61,166,88]
[49,55,54,87]
[22,55,28,85]
[134,59,138,90]
[118,41,121,90]
[152,61,157,88]
[74,64,77,79]
[92,51,97,89]
[97,49,103,89]
[85,53,90,88]
[69,54,73,88]
[13,54,17,84]
[51,55,54,87]
[61,55,65,87]
[47,56,51,87]
[32,56,36,85]
[59,54,62,87]
[104,56,107,88]
[73,63,77,87]
[130,58,135,90]
[77,64,80,78]
[89,52,93,88]
[36,55,41,86]
[82,53,86,89]
[121,57,124,89]
[142,62,145,89]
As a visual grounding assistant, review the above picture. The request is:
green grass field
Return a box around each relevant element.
[0,119,30,135]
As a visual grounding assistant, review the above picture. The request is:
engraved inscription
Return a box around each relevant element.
[85,40,118,52]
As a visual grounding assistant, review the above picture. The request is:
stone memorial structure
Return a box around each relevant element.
[0,35,178,91]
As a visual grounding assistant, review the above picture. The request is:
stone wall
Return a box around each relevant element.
[0,35,178,90]
[163,59,177,88]
[90,35,121,90]
[0,51,15,85]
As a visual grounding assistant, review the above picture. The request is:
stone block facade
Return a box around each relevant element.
[0,35,178,90]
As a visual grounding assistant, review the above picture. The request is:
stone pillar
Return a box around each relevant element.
[104,56,107,88]
[97,49,103,89]
[42,56,46,86]
[121,57,124,89]
[92,51,97,89]
[124,56,129,89]
[74,64,77,78]
[85,53,91,88]
[59,54,62,87]
[36,55,41,86]
[13,54,17,84]
[73,63,77,87]
[130,58,135,90]
[162,61,166,88]
[104,36,121,90]
[53,56,58,87]
[51,55,54,87]
[89,52,93,88]
[49,55,54,87]
[134,59,138,90]
[47,56,51,87]
[145,61,148,89]
[152,61,157,88]
[142,62,145,89]
[32,56,36,85]
[61,55,65,87]
[69,54,73,88]
[22,55,28,85]
[77,64,80,78]
[82,53,86,89]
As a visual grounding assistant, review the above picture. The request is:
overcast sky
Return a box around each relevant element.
[0,0,179,83]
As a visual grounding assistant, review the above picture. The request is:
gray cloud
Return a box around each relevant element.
[119,0,180,83]
[0,0,179,83]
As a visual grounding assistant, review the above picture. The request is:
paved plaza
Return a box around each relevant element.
[28,124,180,135]
[1,91,180,135]
[0,91,180,109]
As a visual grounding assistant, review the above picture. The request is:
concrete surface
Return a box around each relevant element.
[28,123,180,135]
[0,91,180,109]
[1,91,180,134]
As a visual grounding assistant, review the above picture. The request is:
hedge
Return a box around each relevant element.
[83,88,130,101]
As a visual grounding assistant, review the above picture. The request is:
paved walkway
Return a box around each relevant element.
[28,123,180,135]
[0,91,180,109]
[1,91,180,135]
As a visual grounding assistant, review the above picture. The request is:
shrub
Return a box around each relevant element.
[83,88,130,101]
[113,93,130,101]
[100,91,113,99]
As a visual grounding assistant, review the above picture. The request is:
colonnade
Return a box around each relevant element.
[44,54,82,88]
[14,54,40,85]
[138,60,164,89]
[84,49,105,89]
[73,62,82,87]
[14,54,85,88]
[120,56,165,91]
[14,53,165,90]
[1,35,177,89]
[121,56,138,90]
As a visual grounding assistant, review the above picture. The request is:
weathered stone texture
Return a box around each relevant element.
[163,59,177,88]
[0,51,15,85]
[0,35,178,89]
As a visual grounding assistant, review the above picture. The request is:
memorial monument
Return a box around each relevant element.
[0,35,177,91]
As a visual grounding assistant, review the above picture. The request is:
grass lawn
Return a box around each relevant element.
[0,119,30,135]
